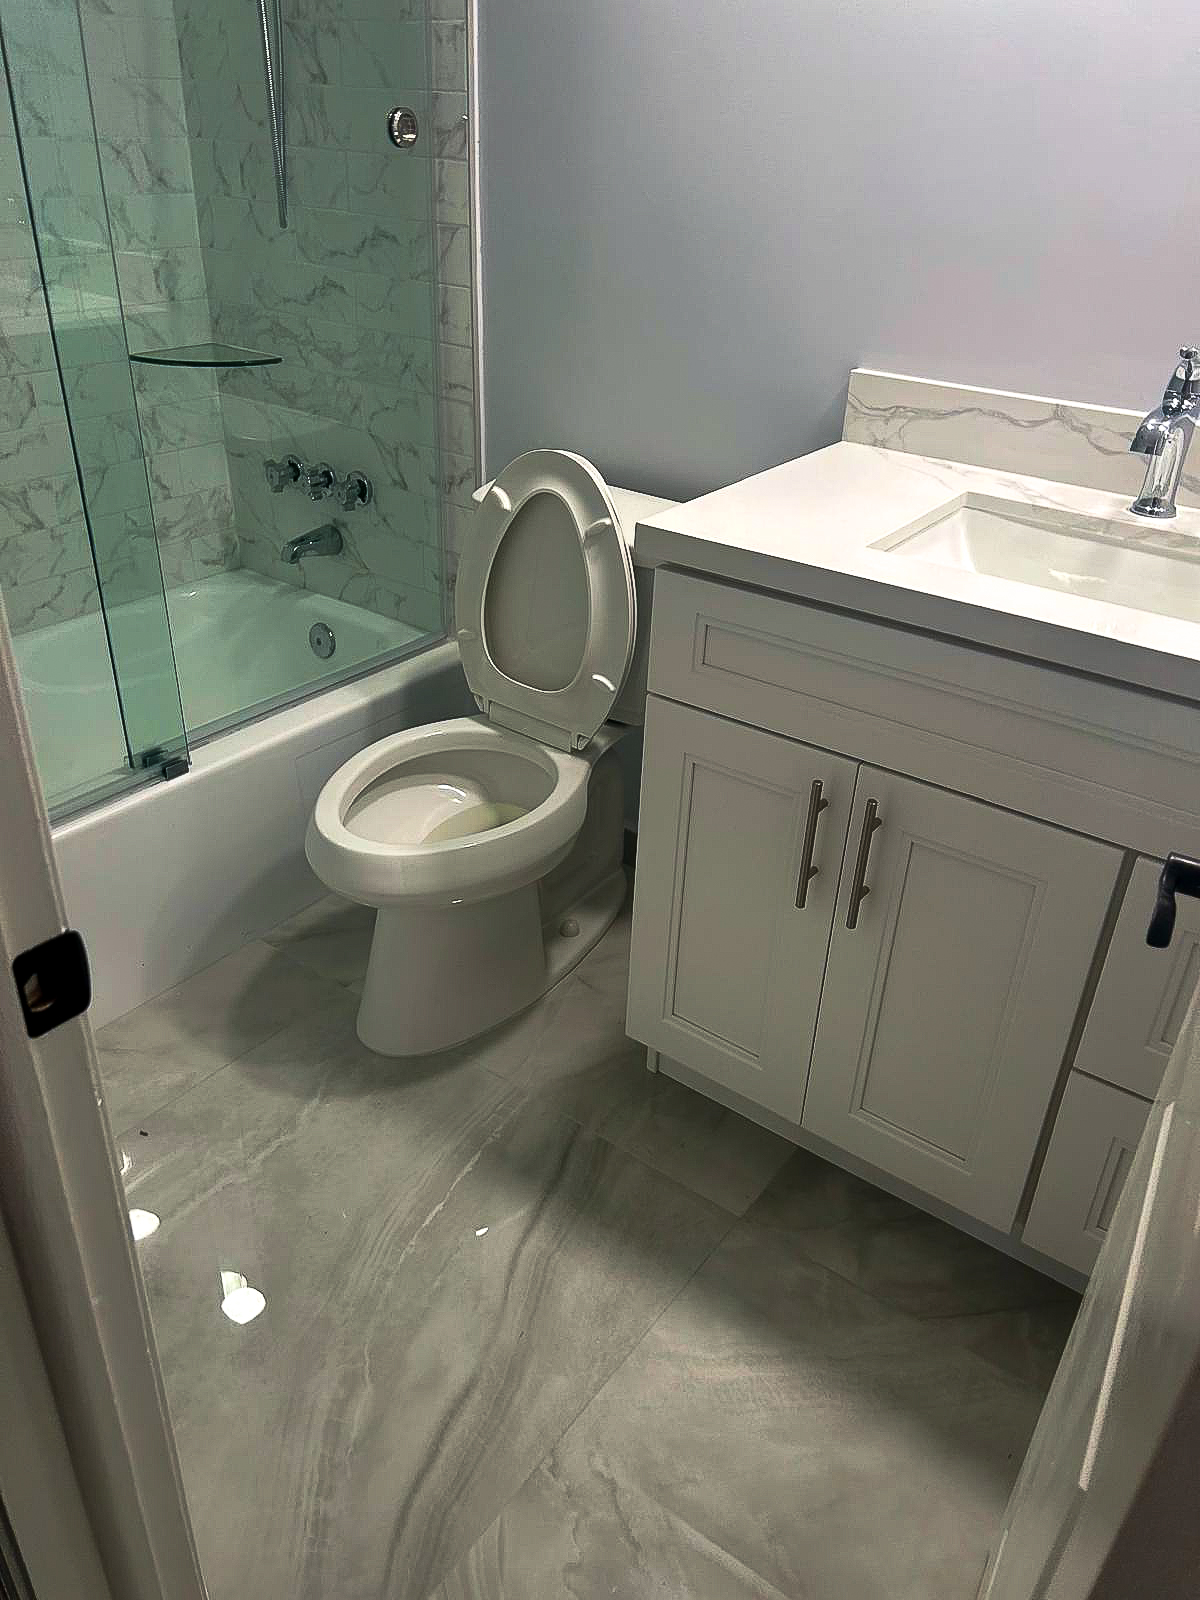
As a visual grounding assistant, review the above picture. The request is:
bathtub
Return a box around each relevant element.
[42,593,472,1025]
[16,570,425,807]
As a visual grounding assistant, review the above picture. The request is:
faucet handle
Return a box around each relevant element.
[264,454,302,492]
[1163,347,1200,410]
[337,470,373,511]
[303,462,337,501]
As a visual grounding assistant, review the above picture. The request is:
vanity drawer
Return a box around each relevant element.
[1022,1072,1151,1277]
[645,568,1200,861]
[1073,855,1199,1100]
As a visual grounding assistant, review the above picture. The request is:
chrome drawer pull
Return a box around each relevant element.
[846,798,882,930]
[795,779,829,909]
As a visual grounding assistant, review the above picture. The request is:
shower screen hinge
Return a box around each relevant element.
[137,747,190,780]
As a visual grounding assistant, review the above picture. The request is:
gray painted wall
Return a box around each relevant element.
[478,0,1199,501]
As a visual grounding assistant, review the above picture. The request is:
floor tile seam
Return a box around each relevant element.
[917,1298,1079,1326]
[418,1201,742,1600]
[111,1054,248,1144]
[471,1062,766,1224]
[108,999,332,1142]
[107,940,287,1031]
[267,936,365,994]
[726,1216,1067,1362]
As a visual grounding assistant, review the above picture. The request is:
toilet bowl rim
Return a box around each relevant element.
[310,714,590,861]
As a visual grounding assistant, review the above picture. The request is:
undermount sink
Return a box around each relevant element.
[878,496,1200,625]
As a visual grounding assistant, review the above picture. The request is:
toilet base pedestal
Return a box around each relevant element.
[357,883,547,1056]
[354,866,627,1058]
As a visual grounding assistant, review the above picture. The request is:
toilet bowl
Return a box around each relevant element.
[306,448,675,1056]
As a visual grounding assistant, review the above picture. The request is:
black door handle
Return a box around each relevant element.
[1146,854,1200,948]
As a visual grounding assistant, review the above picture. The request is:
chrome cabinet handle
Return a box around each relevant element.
[795,779,830,909]
[846,798,882,930]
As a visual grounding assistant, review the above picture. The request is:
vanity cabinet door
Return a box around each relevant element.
[626,696,857,1122]
[801,769,1121,1230]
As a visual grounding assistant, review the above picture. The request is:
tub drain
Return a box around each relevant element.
[309,622,336,660]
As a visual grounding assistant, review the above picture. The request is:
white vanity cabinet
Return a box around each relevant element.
[629,697,1120,1230]
[627,565,1200,1275]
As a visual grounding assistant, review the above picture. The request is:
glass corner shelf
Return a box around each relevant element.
[128,341,281,369]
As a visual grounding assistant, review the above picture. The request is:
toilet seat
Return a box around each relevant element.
[456,449,636,752]
[306,717,593,908]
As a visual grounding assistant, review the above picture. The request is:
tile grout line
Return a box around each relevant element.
[731,1213,1073,1397]
[421,1201,743,1599]
[130,927,1066,1366]
[109,1016,295,1145]
[265,935,367,995]
[266,913,793,1224]
[108,949,354,1141]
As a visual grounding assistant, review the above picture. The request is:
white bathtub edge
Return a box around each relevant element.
[56,641,472,1030]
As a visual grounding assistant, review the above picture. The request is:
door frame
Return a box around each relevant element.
[0,596,205,1600]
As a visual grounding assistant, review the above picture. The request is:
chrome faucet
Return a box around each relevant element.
[263,455,373,509]
[302,462,337,501]
[280,523,343,563]
[1129,346,1200,519]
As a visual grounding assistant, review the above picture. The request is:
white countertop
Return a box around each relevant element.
[633,441,1200,703]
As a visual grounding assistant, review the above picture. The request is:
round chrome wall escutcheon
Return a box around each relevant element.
[386,107,419,148]
[309,622,336,660]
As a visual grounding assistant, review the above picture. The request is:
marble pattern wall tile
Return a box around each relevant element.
[0,72,97,630]
[0,0,238,635]
[79,0,238,573]
[5,0,476,637]
[179,0,469,636]
[2,564,100,631]
[426,20,473,584]
[843,367,1200,509]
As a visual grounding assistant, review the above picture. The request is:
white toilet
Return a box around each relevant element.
[305,448,675,1056]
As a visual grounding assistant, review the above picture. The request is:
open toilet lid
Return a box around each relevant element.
[455,449,636,751]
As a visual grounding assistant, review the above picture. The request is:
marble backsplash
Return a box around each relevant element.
[843,368,1200,510]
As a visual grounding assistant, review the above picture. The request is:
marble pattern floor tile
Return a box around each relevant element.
[930,1298,1081,1394]
[743,1148,1080,1390]
[259,892,795,1216]
[432,1220,1045,1600]
[105,906,1071,1600]
[260,891,377,990]
[124,990,732,1600]
[746,1146,1076,1319]
[96,938,350,1133]
[436,904,794,1216]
